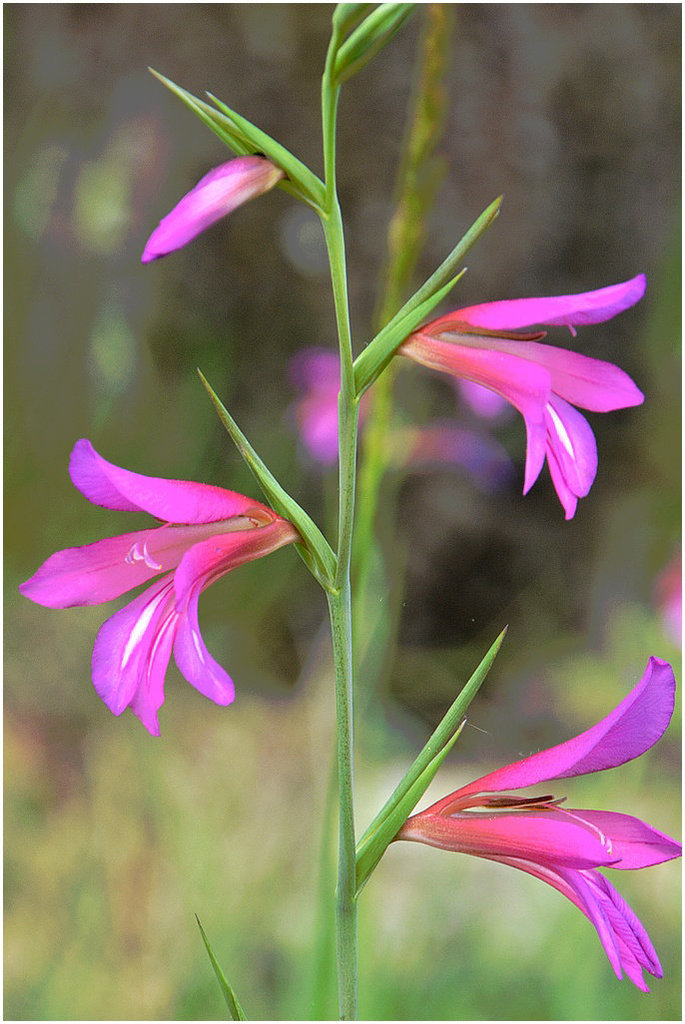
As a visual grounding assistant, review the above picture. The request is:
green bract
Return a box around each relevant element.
[354,627,508,894]
[353,195,503,395]
[333,4,416,84]
[150,69,325,210]
[198,371,338,592]
[196,916,248,1021]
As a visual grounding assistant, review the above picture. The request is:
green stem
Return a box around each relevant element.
[321,25,359,1021]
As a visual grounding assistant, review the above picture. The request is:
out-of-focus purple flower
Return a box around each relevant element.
[403,422,514,491]
[141,156,283,262]
[289,347,513,489]
[19,440,298,735]
[455,379,512,421]
[400,275,646,518]
[398,656,680,991]
[654,550,682,649]
[289,348,348,464]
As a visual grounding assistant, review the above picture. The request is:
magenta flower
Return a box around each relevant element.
[141,155,284,262]
[400,275,647,518]
[398,656,680,991]
[19,440,298,735]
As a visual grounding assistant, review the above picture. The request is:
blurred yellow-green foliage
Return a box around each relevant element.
[5,4,681,1020]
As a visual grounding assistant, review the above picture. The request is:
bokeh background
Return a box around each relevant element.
[5,3,681,1020]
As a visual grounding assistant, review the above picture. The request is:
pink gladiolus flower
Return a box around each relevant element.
[141,155,284,262]
[19,440,299,735]
[400,275,647,518]
[398,656,681,991]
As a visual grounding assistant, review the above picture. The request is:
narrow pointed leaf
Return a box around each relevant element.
[354,627,507,891]
[355,720,466,893]
[207,93,325,208]
[198,370,337,590]
[149,70,324,210]
[354,269,467,395]
[334,4,416,84]
[196,916,248,1020]
[150,69,252,154]
[354,195,502,393]
[332,3,375,36]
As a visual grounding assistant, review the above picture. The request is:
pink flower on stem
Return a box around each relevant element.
[19,440,298,735]
[398,656,680,991]
[400,275,647,518]
[141,155,283,262]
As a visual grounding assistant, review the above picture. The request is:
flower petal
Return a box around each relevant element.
[401,810,619,868]
[564,810,682,869]
[173,584,235,706]
[429,657,676,807]
[91,575,177,736]
[585,871,663,981]
[451,275,646,334]
[141,156,284,262]
[173,518,299,608]
[544,396,598,519]
[401,333,551,492]
[69,439,269,523]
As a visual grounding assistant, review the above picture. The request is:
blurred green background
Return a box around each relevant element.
[5,4,681,1020]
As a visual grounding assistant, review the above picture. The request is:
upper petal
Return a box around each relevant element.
[450,274,646,333]
[428,657,676,808]
[69,439,270,523]
[141,156,284,262]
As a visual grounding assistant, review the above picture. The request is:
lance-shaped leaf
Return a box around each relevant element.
[198,370,337,591]
[354,626,507,893]
[207,93,326,209]
[196,916,248,1020]
[149,69,325,210]
[334,4,416,84]
[354,270,467,395]
[332,3,376,36]
[354,195,502,394]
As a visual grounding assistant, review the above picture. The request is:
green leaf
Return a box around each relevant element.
[196,916,248,1020]
[198,370,337,591]
[354,269,467,395]
[149,69,325,210]
[207,93,326,208]
[353,195,503,394]
[332,3,375,36]
[354,626,507,893]
[150,69,252,154]
[334,4,416,84]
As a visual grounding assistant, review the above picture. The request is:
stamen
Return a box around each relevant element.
[124,538,163,571]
